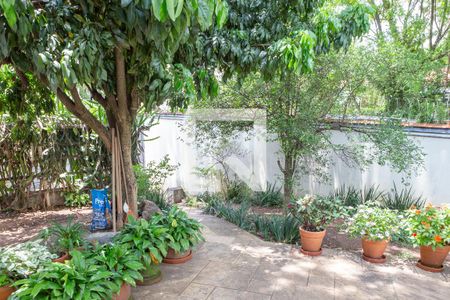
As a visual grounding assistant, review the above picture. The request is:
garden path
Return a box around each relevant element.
[132,207,449,299]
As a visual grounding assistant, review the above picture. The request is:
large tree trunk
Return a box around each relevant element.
[282,152,295,204]
[117,119,138,215]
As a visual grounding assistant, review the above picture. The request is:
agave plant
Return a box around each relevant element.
[382,184,425,210]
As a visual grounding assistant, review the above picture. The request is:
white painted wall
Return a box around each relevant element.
[143,115,450,205]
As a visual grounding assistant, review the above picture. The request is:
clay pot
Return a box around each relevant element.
[0,285,15,300]
[136,264,162,286]
[299,227,326,255]
[112,283,131,300]
[419,245,450,269]
[163,248,193,264]
[362,238,388,258]
[52,253,70,263]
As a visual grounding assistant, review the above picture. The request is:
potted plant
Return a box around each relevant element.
[0,240,57,300]
[115,216,170,285]
[289,195,344,256]
[153,206,204,264]
[11,250,119,299]
[347,204,399,263]
[40,217,86,263]
[407,204,450,272]
[0,273,14,300]
[88,243,144,300]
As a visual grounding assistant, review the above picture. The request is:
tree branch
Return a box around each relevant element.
[55,87,112,151]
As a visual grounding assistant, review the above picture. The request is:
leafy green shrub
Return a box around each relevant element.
[134,155,178,203]
[88,243,144,287]
[115,216,170,268]
[289,195,345,232]
[224,180,253,204]
[254,215,300,243]
[0,240,57,283]
[152,206,204,254]
[382,184,425,210]
[346,203,399,241]
[63,192,90,208]
[252,183,283,207]
[333,185,361,207]
[11,251,118,300]
[204,200,254,231]
[41,217,86,255]
[147,189,172,211]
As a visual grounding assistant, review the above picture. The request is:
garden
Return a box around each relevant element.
[1,0,450,299]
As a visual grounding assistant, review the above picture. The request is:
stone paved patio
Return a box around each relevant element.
[133,207,450,299]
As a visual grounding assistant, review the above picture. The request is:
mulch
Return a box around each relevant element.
[0,207,92,247]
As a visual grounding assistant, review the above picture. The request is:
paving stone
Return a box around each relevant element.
[246,278,277,295]
[193,262,255,290]
[272,286,334,300]
[207,287,271,300]
[179,283,215,300]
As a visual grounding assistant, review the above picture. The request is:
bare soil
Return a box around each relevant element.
[0,207,92,247]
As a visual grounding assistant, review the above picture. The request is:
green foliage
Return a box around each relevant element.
[254,215,300,244]
[64,192,90,208]
[148,189,172,211]
[204,197,300,244]
[382,184,425,211]
[11,251,118,300]
[134,155,178,202]
[152,206,204,253]
[0,273,11,286]
[115,216,171,268]
[87,243,144,287]
[0,240,57,282]
[252,183,284,208]
[346,203,399,241]
[406,205,450,249]
[0,116,110,210]
[225,179,253,204]
[289,195,344,232]
[41,218,86,254]
[333,185,385,208]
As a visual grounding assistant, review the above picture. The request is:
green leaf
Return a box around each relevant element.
[152,0,167,22]
[196,0,214,30]
[121,0,133,7]
[166,0,176,21]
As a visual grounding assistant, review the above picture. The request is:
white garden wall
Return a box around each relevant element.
[143,114,450,205]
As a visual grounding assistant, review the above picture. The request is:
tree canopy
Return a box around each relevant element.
[0,0,372,212]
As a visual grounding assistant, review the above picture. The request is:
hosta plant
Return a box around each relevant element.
[406,204,450,249]
[88,243,144,287]
[11,250,118,300]
[0,273,12,287]
[289,195,345,232]
[0,240,57,282]
[115,216,171,267]
[347,204,399,241]
[153,206,204,254]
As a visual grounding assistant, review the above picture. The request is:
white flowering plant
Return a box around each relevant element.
[289,195,345,232]
[0,240,57,282]
[346,203,399,241]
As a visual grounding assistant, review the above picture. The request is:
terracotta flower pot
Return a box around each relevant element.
[52,253,70,263]
[112,283,131,300]
[299,227,326,256]
[418,245,450,270]
[361,238,388,263]
[163,248,193,264]
[0,285,15,300]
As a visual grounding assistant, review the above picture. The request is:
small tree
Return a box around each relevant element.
[214,53,424,202]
